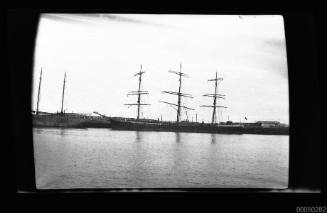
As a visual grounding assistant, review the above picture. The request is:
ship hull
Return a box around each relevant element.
[33,114,111,128]
[109,118,289,135]
[242,127,289,135]
[109,118,244,134]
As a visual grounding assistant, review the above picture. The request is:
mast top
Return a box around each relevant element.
[167,63,189,77]
[207,71,223,82]
[134,64,145,77]
[63,70,67,82]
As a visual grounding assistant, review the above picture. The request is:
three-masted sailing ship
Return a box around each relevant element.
[109,64,244,134]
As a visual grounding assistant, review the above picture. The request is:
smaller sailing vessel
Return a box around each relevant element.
[32,69,111,128]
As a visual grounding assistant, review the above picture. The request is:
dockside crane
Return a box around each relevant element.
[124,65,150,120]
[200,71,227,124]
[160,64,194,125]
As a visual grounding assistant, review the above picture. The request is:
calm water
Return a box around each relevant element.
[33,128,289,189]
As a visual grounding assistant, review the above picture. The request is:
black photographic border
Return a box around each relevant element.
[7,7,325,210]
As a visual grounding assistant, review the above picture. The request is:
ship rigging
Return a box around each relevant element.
[200,71,227,124]
[124,65,150,120]
[160,64,194,125]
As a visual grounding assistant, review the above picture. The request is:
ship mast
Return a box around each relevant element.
[160,64,194,125]
[60,71,66,115]
[125,65,150,120]
[201,71,227,124]
[36,67,43,115]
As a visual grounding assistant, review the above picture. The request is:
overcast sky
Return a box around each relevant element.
[32,14,289,124]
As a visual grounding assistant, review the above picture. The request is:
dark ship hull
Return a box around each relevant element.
[33,114,111,128]
[242,126,289,135]
[109,118,244,134]
[109,118,289,135]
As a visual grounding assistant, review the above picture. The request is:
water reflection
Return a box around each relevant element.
[211,134,217,144]
[175,132,181,143]
[59,128,66,136]
[135,131,142,142]
[33,128,289,188]
[35,128,43,134]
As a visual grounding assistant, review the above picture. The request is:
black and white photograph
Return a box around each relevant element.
[30,14,291,189]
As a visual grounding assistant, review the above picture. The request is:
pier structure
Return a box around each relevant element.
[160,64,194,125]
[125,65,150,120]
[36,68,43,115]
[200,71,227,124]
